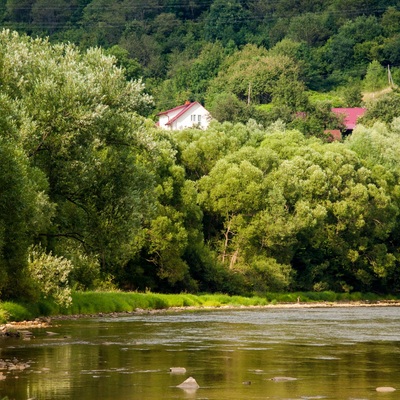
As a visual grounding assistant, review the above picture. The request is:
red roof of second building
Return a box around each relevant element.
[332,107,366,130]
[324,129,342,141]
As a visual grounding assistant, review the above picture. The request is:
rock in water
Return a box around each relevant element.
[270,376,297,382]
[169,367,186,374]
[177,377,199,389]
[376,387,396,392]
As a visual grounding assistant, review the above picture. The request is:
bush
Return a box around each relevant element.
[28,245,73,307]
[0,302,33,322]
[0,308,8,324]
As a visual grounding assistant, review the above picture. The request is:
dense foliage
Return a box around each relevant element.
[1,0,400,120]
[1,0,400,303]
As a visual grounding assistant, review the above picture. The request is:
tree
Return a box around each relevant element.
[161,41,227,104]
[174,120,266,180]
[80,0,126,47]
[119,32,165,78]
[331,0,394,20]
[342,81,363,107]
[207,44,305,105]
[120,131,217,293]
[186,41,227,101]
[138,146,193,288]
[0,137,53,299]
[275,0,326,17]
[31,0,73,34]
[271,74,309,111]
[6,0,34,22]
[381,6,400,36]
[198,157,266,265]
[149,13,184,54]
[105,45,143,81]
[0,30,156,288]
[345,123,400,290]
[196,143,294,291]
[203,0,250,46]
[322,16,383,73]
[247,0,277,18]
[255,132,397,291]
[190,121,400,293]
[0,0,6,22]
[361,89,400,125]
[380,35,400,67]
[207,92,252,124]
[163,0,209,19]
[363,60,387,92]
[287,12,332,46]
[122,0,160,21]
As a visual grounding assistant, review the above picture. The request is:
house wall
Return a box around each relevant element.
[158,114,171,129]
[160,103,211,130]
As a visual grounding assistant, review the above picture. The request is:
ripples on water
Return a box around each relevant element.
[1,307,400,400]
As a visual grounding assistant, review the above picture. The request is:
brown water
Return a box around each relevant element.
[0,307,400,400]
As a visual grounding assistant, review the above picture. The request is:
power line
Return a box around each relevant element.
[2,2,398,29]
[4,1,398,17]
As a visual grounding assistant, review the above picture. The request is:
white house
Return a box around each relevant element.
[157,101,211,130]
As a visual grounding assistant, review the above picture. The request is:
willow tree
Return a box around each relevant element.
[196,124,399,293]
[0,30,156,294]
[0,137,53,298]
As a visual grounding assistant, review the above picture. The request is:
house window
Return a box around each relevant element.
[198,115,201,122]
[191,115,196,122]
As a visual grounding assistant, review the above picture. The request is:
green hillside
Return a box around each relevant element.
[1,1,400,121]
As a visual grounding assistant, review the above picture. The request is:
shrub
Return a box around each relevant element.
[0,302,33,322]
[28,245,73,307]
[0,308,8,324]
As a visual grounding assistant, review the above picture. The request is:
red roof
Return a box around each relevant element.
[324,129,342,141]
[157,101,201,126]
[332,108,366,130]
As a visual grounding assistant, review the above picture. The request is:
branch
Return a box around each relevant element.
[38,232,87,246]
[28,128,52,158]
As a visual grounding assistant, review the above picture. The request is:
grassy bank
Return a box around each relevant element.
[1,291,399,323]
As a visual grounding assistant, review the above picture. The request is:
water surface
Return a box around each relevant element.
[0,306,399,399]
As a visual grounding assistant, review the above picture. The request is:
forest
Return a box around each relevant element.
[1,0,400,306]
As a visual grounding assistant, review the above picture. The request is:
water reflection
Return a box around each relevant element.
[0,307,400,399]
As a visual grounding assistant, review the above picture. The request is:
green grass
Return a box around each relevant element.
[307,91,345,107]
[255,104,274,112]
[264,291,395,303]
[1,291,399,323]
[255,91,346,113]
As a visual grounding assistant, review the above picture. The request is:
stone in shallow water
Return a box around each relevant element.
[376,387,396,392]
[169,367,186,374]
[177,376,199,389]
[270,376,297,382]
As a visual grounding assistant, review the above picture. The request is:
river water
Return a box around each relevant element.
[0,306,399,400]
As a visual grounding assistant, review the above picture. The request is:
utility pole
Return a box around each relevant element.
[247,82,251,105]
[388,65,394,87]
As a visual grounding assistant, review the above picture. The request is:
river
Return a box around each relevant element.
[0,306,399,399]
